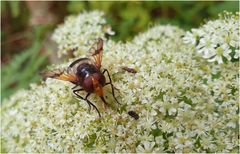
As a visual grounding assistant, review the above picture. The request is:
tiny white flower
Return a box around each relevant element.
[136,141,155,153]
[168,107,177,115]
[183,31,197,45]
[206,44,232,63]
[233,49,239,59]
[226,121,236,128]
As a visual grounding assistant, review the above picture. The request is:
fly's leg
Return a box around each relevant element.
[73,89,101,117]
[71,85,78,90]
[73,89,92,113]
[85,93,101,117]
[100,96,109,110]
[102,69,120,105]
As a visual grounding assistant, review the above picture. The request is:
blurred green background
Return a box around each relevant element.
[1,1,239,101]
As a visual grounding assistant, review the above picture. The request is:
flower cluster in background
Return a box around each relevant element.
[1,11,239,153]
[183,11,239,64]
[52,11,114,57]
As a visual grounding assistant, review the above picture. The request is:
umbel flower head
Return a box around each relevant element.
[183,11,239,64]
[1,11,239,153]
[52,11,114,57]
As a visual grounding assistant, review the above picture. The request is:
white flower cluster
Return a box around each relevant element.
[1,11,239,153]
[183,12,239,64]
[52,11,114,57]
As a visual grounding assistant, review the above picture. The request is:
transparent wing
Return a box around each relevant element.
[87,38,103,69]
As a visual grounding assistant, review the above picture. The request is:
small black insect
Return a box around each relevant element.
[128,111,139,120]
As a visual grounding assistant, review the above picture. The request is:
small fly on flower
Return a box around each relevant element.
[41,38,120,117]
[121,66,137,74]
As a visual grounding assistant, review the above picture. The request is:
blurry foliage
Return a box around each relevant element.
[1,27,48,101]
[67,1,239,41]
[9,1,20,18]
[1,1,29,33]
[1,1,239,101]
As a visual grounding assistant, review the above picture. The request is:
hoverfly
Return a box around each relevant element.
[41,38,119,117]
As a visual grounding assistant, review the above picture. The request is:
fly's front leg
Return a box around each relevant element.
[73,88,92,112]
[85,93,101,117]
[102,69,120,105]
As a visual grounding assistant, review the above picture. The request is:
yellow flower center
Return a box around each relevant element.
[216,47,223,56]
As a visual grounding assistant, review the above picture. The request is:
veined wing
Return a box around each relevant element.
[40,68,77,83]
[87,38,103,69]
